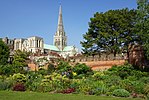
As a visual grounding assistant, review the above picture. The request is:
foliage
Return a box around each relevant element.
[0,79,12,90]
[121,79,145,94]
[73,63,93,78]
[0,64,14,76]
[0,40,10,65]
[12,50,29,73]
[81,8,137,58]
[12,83,26,91]
[47,63,55,73]
[113,89,130,97]
[12,73,26,83]
[57,61,72,78]
[25,72,43,92]
[135,0,149,60]
[92,71,105,80]
[108,64,134,79]
[61,88,75,94]
[75,78,107,95]
[38,72,71,92]
[144,84,149,95]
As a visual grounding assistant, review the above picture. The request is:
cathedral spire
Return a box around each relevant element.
[54,4,67,51]
[56,4,65,36]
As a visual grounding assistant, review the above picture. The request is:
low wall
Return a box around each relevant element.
[80,60,126,71]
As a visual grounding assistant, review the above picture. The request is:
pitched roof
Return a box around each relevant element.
[63,46,75,52]
[44,44,60,51]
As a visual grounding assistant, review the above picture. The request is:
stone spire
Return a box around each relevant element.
[54,4,67,51]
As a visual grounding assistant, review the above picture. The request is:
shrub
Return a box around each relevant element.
[121,79,145,94]
[108,64,134,79]
[113,89,130,97]
[57,61,73,78]
[26,72,43,91]
[92,71,105,80]
[61,88,75,94]
[139,77,149,84]
[12,73,26,83]
[12,83,26,91]
[0,80,12,90]
[104,75,121,87]
[73,63,93,78]
[0,65,14,76]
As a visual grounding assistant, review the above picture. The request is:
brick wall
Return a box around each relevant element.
[80,60,125,71]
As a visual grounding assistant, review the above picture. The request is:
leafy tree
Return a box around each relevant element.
[135,0,149,60]
[81,9,137,59]
[0,39,10,65]
[12,50,29,73]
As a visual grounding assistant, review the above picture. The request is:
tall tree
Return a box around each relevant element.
[0,39,10,65]
[81,9,137,58]
[136,0,149,60]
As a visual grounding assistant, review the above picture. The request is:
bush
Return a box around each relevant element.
[0,80,12,90]
[121,79,145,94]
[26,72,43,92]
[113,89,130,97]
[108,64,133,79]
[12,83,26,91]
[12,73,26,83]
[61,88,75,94]
[73,63,93,78]
[0,65,14,76]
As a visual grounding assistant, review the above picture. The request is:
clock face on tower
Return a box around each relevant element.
[22,40,29,51]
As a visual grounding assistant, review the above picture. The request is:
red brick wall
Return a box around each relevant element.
[80,60,125,71]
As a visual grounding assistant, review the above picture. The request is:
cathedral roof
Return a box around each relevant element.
[63,46,75,52]
[44,44,59,51]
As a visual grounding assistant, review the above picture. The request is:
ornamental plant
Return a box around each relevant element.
[12,83,26,91]
[113,89,130,97]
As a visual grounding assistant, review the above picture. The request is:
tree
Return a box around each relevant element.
[81,9,137,59]
[0,39,10,65]
[135,0,149,60]
[12,50,29,73]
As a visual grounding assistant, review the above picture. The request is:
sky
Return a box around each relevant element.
[0,0,137,51]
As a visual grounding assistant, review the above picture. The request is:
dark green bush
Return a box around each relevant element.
[113,89,130,97]
[108,64,134,79]
[73,63,93,78]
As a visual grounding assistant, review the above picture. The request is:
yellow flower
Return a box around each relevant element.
[72,72,77,76]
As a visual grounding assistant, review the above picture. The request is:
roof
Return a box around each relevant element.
[44,44,60,51]
[63,46,75,52]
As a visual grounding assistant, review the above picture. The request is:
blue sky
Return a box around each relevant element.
[0,0,137,51]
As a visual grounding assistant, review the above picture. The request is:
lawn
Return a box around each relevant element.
[0,91,143,100]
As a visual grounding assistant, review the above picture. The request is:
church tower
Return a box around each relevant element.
[54,5,67,51]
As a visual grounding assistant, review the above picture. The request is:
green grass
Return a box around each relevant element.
[0,91,143,100]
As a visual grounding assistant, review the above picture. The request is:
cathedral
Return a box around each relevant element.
[2,5,78,58]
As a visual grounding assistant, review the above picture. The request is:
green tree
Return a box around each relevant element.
[135,0,149,60]
[12,50,29,73]
[81,9,137,59]
[0,39,10,65]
